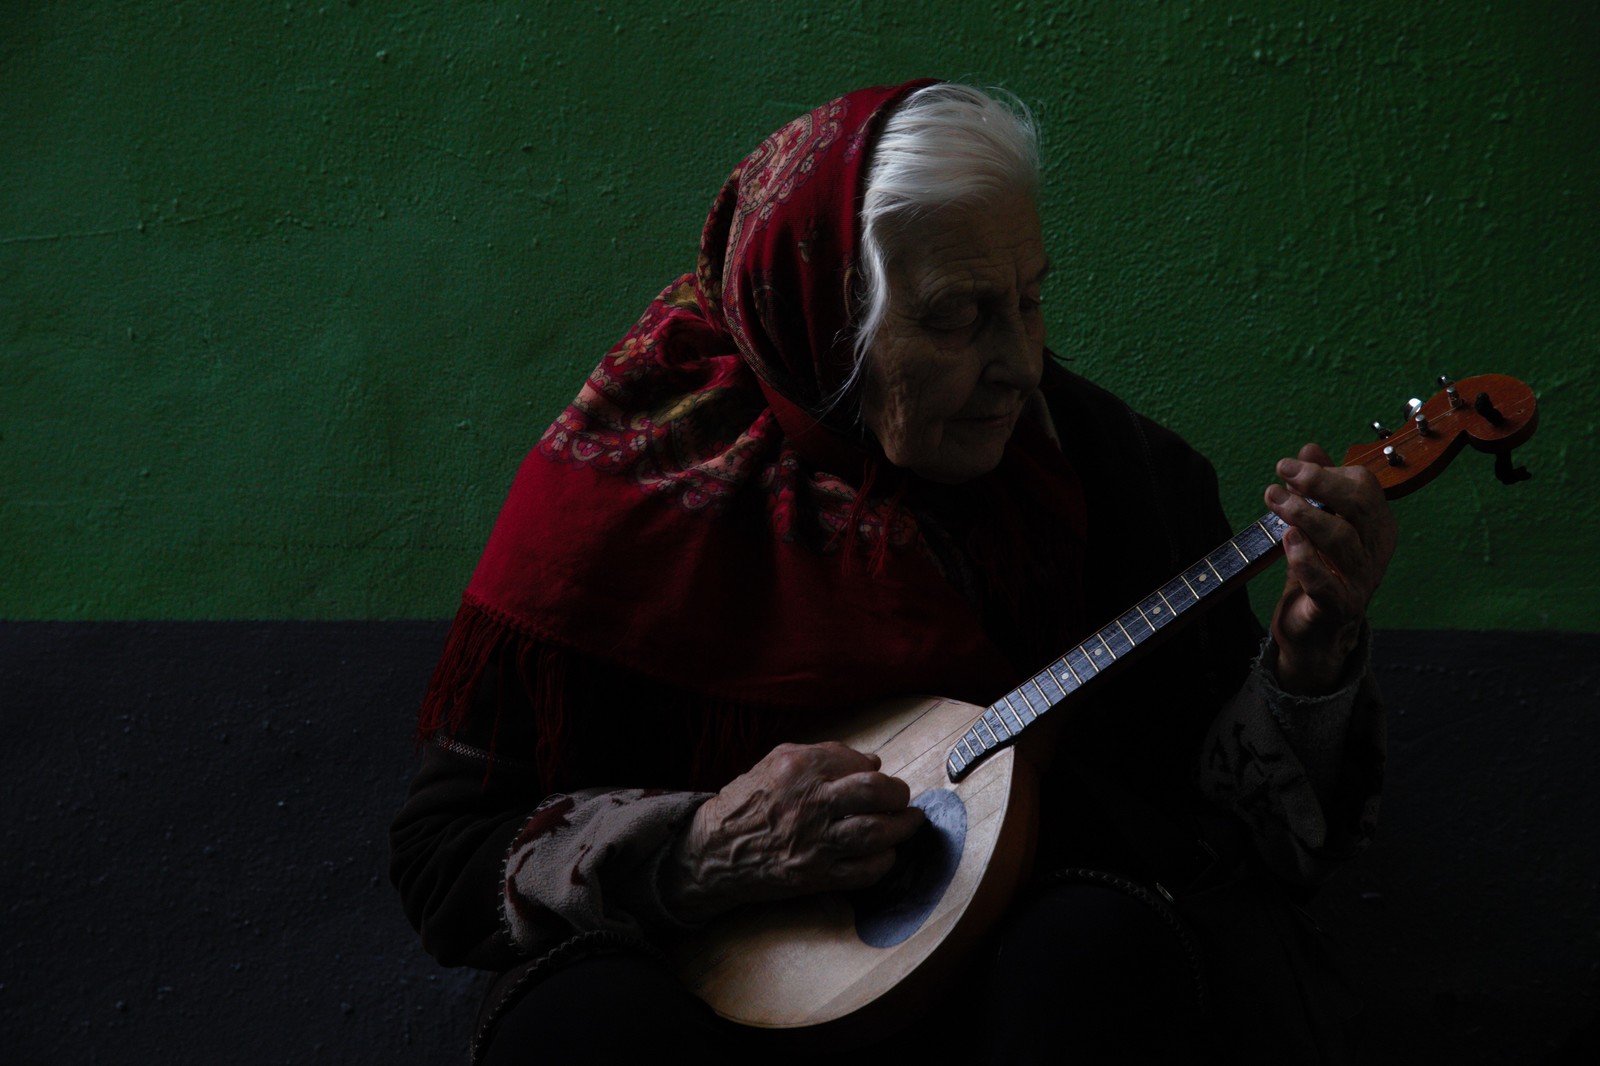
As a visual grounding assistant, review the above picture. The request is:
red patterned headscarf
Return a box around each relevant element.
[420,82,1088,766]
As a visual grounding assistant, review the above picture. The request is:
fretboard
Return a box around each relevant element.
[945,510,1291,781]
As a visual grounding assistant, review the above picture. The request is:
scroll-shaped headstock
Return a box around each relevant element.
[1342,373,1539,500]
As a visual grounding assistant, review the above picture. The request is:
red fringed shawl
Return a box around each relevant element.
[420,81,1090,788]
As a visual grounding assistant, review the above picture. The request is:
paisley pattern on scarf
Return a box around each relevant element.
[535,273,913,546]
[536,279,774,516]
[729,102,847,251]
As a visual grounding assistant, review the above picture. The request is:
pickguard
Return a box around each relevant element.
[851,788,967,948]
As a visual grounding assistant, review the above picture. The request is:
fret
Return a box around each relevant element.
[985,701,1011,736]
[951,726,991,781]
[1152,589,1176,619]
[1113,616,1137,648]
[1208,543,1247,580]
[1002,690,1027,725]
[1120,607,1155,644]
[1065,644,1098,679]
[1099,624,1134,659]
[1177,572,1199,598]
[1227,536,1250,563]
[1057,655,1083,687]
[1001,694,1030,729]
[1087,633,1116,664]
[1202,556,1225,582]
[1239,524,1273,555]
[982,708,1012,740]
[1035,669,1068,703]
[1228,531,1267,563]
[1131,601,1159,633]
[975,714,999,745]
[1021,680,1048,717]
[1253,517,1283,544]
[1183,562,1216,598]
[1159,577,1198,613]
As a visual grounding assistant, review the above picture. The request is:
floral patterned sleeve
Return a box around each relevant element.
[499,786,711,954]
[1195,628,1386,888]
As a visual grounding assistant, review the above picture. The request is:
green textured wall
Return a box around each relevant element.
[3,1,1595,628]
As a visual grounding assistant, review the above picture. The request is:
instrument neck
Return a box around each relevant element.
[946,511,1290,781]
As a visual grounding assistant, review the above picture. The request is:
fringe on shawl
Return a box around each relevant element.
[416,596,510,741]
[417,596,796,795]
[415,597,566,787]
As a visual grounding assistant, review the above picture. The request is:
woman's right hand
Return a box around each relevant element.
[665,742,924,922]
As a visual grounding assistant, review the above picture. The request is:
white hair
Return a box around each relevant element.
[831,83,1040,414]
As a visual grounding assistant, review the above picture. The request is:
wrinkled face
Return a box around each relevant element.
[861,190,1048,484]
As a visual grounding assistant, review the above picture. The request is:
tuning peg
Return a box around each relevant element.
[1383,445,1403,466]
[1414,411,1431,435]
[1438,375,1465,409]
[1474,391,1506,426]
[1372,421,1392,439]
[1405,397,1423,420]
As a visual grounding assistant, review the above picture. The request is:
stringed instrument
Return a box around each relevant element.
[674,373,1539,1036]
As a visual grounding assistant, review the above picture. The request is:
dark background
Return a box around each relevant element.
[2,622,1594,1063]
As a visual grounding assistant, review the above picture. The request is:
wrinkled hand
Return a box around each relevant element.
[666,742,924,922]
[1265,443,1397,695]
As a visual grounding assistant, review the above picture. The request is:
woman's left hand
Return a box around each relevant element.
[1264,443,1397,694]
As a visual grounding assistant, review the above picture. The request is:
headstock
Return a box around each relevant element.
[1341,373,1539,500]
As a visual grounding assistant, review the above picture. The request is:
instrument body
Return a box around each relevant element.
[676,695,1035,1034]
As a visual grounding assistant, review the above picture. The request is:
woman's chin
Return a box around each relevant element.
[906,436,1010,484]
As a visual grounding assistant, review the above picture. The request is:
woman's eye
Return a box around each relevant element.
[925,306,980,332]
[923,290,1040,334]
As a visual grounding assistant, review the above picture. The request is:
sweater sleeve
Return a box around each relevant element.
[389,736,541,969]
[1196,629,1386,888]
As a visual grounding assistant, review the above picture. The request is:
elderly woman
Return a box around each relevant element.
[391,81,1393,1063]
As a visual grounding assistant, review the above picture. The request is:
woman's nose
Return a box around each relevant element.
[982,307,1042,388]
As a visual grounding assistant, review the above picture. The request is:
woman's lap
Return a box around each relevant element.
[481,878,1213,1064]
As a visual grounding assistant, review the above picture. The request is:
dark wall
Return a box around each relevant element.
[1306,630,1598,1063]
[2,622,1594,1063]
[0,622,483,1064]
